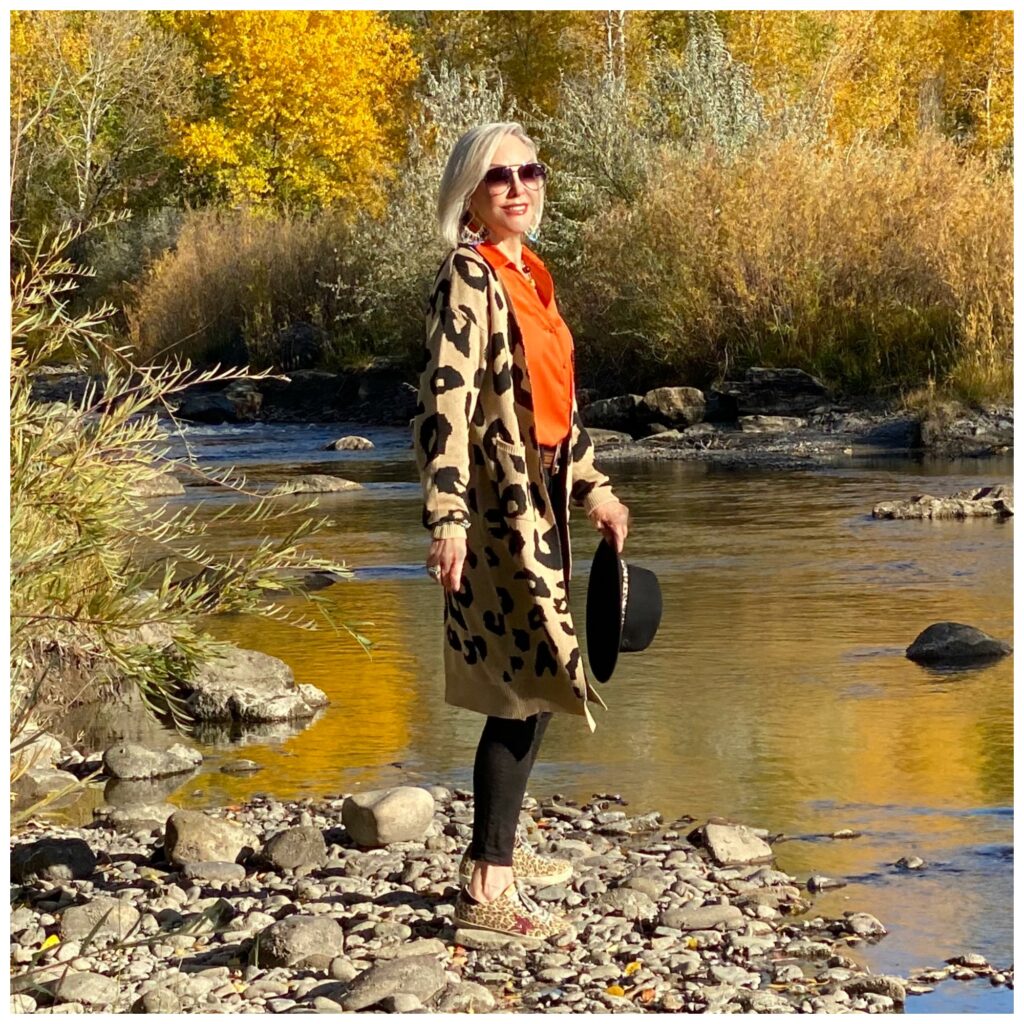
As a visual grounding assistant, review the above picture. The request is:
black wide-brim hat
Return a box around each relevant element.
[586,538,663,683]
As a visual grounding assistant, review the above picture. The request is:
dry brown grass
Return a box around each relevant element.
[563,132,1012,403]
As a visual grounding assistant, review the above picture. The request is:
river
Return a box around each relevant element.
[66,421,1013,1013]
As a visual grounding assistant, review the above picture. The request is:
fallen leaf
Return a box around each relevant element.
[40,935,60,950]
[606,985,625,997]
[624,961,642,976]
[639,988,656,1004]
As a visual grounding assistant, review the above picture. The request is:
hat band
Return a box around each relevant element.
[620,561,629,632]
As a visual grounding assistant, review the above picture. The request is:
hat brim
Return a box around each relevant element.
[586,539,623,683]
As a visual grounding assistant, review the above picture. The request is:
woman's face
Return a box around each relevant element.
[467,134,541,244]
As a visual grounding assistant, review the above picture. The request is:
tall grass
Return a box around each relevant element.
[560,132,1012,402]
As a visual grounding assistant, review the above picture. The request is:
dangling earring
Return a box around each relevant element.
[526,218,541,244]
[459,209,489,245]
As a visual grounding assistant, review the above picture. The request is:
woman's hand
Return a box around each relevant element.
[589,500,630,553]
[427,536,467,593]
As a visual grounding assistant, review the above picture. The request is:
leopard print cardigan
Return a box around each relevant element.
[413,243,618,729]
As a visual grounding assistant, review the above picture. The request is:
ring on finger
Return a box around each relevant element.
[427,565,441,579]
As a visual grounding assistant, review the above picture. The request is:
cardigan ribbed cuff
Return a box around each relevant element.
[432,521,469,539]
[583,491,618,517]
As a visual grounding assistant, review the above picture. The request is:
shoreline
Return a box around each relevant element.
[10,788,1013,1014]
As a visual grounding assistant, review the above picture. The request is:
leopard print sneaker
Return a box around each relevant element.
[457,830,573,888]
[452,882,569,939]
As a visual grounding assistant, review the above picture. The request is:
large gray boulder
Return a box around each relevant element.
[47,971,118,1008]
[60,896,141,943]
[690,821,774,866]
[252,915,345,969]
[582,394,644,433]
[640,386,706,427]
[182,645,327,723]
[102,742,201,780]
[342,786,435,847]
[164,809,260,866]
[721,367,829,416]
[873,485,1013,520]
[340,954,448,1011]
[269,474,362,496]
[11,837,97,882]
[906,622,1012,665]
[661,904,744,931]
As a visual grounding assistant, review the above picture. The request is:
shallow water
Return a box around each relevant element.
[72,421,1014,1012]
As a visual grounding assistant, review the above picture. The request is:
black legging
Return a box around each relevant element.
[469,455,567,866]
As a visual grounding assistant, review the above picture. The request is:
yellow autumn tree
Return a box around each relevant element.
[159,11,418,212]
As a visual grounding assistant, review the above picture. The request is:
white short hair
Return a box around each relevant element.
[437,122,544,249]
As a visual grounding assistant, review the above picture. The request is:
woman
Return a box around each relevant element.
[412,122,630,938]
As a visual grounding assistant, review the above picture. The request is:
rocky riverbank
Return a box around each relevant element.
[10,788,1012,1014]
[29,365,1013,469]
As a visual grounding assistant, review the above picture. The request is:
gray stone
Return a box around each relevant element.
[132,473,186,498]
[60,896,141,943]
[583,394,644,432]
[11,768,80,807]
[342,787,435,847]
[164,809,260,866]
[597,888,658,921]
[11,727,63,773]
[252,915,344,969]
[94,803,176,833]
[270,474,362,496]
[262,826,327,871]
[721,367,829,417]
[896,855,926,870]
[181,861,247,883]
[906,622,1012,665]
[434,981,496,1013]
[11,994,37,1013]
[873,485,1013,520]
[586,428,633,448]
[839,912,887,938]
[138,987,182,1013]
[807,874,846,892]
[49,971,117,1007]
[379,993,423,1012]
[322,435,374,451]
[841,975,906,1005]
[182,644,328,722]
[341,955,448,1011]
[220,759,262,774]
[661,904,744,931]
[640,386,706,427]
[738,415,807,433]
[102,742,200,780]
[691,821,774,866]
[11,838,97,882]
[374,938,448,961]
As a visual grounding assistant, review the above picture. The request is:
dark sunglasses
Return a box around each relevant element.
[482,161,548,194]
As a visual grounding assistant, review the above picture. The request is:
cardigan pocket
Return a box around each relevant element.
[492,438,537,522]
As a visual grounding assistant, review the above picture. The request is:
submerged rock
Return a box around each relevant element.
[873,485,1013,520]
[269,474,362,496]
[906,622,1012,665]
[321,435,374,451]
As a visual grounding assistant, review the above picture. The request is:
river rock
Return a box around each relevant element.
[582,394,644,433]
[340,954,448,1011]
[873,485,1013,520]
[807,875,846,892]
[48,971,118,1007]
[375,938,448,961]
[164,809,259,866]
[841,974,906,1005]
[11,726,63,773]
[94,803,177,832]
[252,915,344,969]
[11,767,80,806]
[342,786,435,846]
[906,622,1012,665]
[177,392,245,425]
[181,861,247,883]
[739,414,807,432]
[132,473,186,498]
[220,759,262,774]
[838,911,887,938]
[261,826,327,871]
[435,980,496,1013]
[269,474,362,496]
[919,402,1014,457]
[322,435,374,451]
[181,644,328,722]
[102,742,201,780]
[586,428,633,448]
[661,904,744,931]
[12,837,97,882]
[721,367,830,416]
[60,895,141,943]
[640,386,706,427]
[597,887,658,921]
[137,987,182,1013]
[690,821,774,866]
[896,855,926,870]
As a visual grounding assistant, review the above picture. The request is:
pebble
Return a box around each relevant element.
[8,788,997,1014]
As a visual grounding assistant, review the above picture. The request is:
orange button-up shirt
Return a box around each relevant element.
[477,241,573,447]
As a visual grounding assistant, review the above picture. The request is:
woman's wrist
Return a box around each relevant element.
[432,521,469,539]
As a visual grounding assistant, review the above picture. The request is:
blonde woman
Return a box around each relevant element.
[413,123,629,938]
